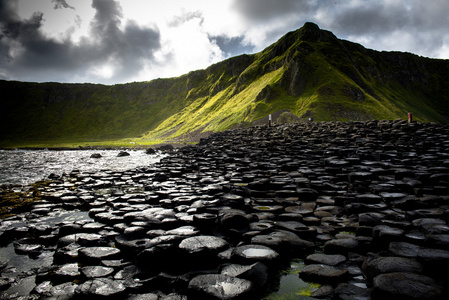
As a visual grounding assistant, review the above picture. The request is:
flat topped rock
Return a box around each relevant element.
[389,242,421,258]
[78,247,121,263]
[220,262,268,288]
[306,254,346,266]
[166,226,199,236]
[232,244,279,263]
[13,242,42,255]
[251,230,315,251]
[275,221,306,232]
[55,263,80,277]
[323,238,359,255]
[58,233,103,247]
[188,274,253,299]
[179,235,228,254]
[364,256,423,279]
[81,266,115,278]
[300,264,349,284]
[75,278,126,297]
[373,272,442,299]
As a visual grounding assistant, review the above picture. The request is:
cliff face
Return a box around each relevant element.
[1,22,448,147]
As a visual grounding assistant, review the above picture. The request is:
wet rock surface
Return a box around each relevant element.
[1,120,449,299]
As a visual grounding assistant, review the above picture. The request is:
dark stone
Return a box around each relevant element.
[358,212,385,226]
[49,282,78,298]
[373,272,443,299]
[179,235,229,254]
[90,153,102,158]
[81,266,115,278]
[157,144,175,152]
[188,274,253,299]
[305,253,346,266]
[118,151,130,157]
[58,233,104,247]
[136,243,178,271]
[78,247,121,264]
[363,256,423,279]
[310,285,333,298]
[219,210,250,231]
[296,188,318,201]
[54,263,81,281]
[334,283,371,300]
[75,278,127,297]
[221,262,268,289]
[323,238,359,255]
[146,148,156,155]
[251,230,315,254]
[232,244,279,265]
[165,226,199,237]
[114,235,152,254]
[389,242,421,258]
[13,242,42,256]
[300,264,349,284]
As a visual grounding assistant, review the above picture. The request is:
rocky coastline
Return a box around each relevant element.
[1,119,449,299]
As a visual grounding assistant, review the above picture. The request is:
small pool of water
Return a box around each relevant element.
[266,259,319,300]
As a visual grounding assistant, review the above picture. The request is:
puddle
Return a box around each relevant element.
[266,259,319,300]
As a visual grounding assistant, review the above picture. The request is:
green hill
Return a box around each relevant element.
[1,22,449,148]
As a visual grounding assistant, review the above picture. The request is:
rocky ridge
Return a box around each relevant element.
[1,120,449,299]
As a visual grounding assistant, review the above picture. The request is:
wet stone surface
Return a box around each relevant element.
[1,120,449,299]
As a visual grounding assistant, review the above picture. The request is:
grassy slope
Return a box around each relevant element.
[144,23,449,143]
[1,23,448,148]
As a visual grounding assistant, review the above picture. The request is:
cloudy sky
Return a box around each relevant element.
[1,0,448,85]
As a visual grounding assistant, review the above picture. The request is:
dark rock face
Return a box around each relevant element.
[2,120,449,299]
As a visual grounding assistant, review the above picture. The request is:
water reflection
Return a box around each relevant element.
[266,259,319,299]
[0,149,165,186]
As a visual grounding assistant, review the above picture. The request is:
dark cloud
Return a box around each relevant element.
[325,0,449,57]
[232,0,312,22]
[0,0,161,83]
[210,35,255,57]
[52,0,74,10]
[332,0,449,34]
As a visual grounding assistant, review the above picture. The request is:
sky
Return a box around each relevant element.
[1,0,448,85]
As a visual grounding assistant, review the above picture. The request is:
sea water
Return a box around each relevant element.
[0,149,165,186]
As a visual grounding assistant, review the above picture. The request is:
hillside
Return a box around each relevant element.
[1,22,449,148]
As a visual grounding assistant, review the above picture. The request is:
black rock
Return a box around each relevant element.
[363,256,423,279]
[305,253,346,266]
[81,265,115,279]
[179,235,229,254]
[188,274,253,299]
[373,272,443,299]
[75,278,127,297]
[300,264,349,284]
[232,244,279,265]
[118,151,131,157]
[78,247,121,264]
